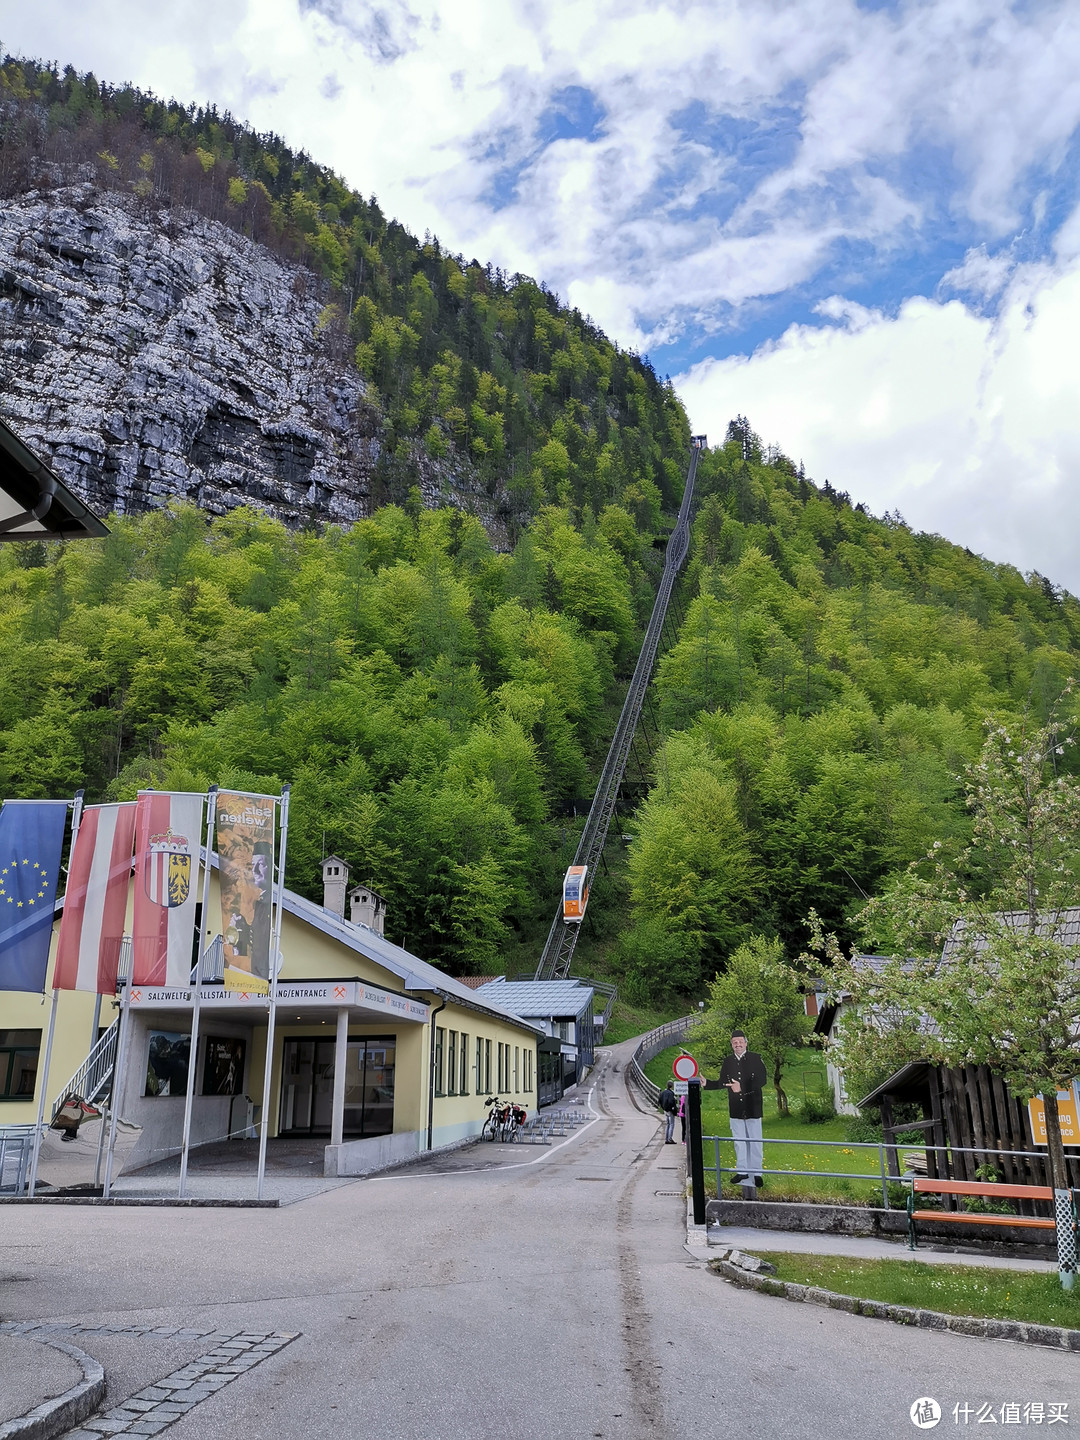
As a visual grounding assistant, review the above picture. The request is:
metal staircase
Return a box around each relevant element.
[534,443,701,980]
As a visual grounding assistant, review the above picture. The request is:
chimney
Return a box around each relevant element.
[321,856,350,919]
[349,884,386,937]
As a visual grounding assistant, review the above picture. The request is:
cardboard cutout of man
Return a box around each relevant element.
[704,1030,767,1187]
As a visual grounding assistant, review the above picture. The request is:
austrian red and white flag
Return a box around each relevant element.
[132,792,204,987]
[54,803,137,994]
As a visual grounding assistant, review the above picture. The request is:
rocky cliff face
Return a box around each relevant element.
[0,185,493,531]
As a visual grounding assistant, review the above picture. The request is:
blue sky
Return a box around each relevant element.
[7,0,1080,584]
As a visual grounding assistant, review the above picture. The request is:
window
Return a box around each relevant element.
[524,1049,533,1092]
[514,1046,520,1093]
[447,1030,458,1095]
[434,1027,445,1096]
[484,1038,492,1095]
[459,1032,469,1095]
[0,1030,40,1100]
[475,1036,483,1096]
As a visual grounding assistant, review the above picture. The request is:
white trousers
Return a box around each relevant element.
[730,1117,763,1179]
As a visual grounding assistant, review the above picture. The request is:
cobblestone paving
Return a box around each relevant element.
[0,1320,299,1437]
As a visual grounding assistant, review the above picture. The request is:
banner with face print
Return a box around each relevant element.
[217,792,276,995]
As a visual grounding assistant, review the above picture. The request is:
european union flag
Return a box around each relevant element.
[0,800,69,992]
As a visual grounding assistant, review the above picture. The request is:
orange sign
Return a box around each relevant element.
[1027,1086,1080,1146]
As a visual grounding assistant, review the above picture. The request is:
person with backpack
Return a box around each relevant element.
[658,1081,678,1143]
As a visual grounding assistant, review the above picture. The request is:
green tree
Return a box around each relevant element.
[690,934,812,1115]
[812,702,1080,1197]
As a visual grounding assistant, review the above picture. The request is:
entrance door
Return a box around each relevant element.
[279,1039,335,1134]
[280,1037,395,1136]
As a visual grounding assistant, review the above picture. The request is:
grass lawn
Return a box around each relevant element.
[644,1042,898,1206]
[603,1000,690,1047]
[753,1253,1080,1330]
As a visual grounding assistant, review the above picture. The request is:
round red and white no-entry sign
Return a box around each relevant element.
[672,1053,698,1081]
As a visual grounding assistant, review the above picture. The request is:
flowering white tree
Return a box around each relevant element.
[807,700,1080,1192]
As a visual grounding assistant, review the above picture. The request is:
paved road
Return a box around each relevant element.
[2,1038,1077,1439]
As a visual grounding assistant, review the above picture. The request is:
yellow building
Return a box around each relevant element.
[0,856,540,1178]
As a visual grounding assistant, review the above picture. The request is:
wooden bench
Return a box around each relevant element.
[906,1178,1065,1250]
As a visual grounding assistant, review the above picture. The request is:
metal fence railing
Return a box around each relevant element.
[629,1017,697,1105]
[705,1134,1065,1211]
[0,1125,37,1194]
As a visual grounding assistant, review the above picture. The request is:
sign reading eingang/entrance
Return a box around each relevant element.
[125,979,430,1022]
[1028,1085,1080,1146]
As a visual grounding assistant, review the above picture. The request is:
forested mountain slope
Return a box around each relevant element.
[614,419,1080,1003]
[0,56,687,535]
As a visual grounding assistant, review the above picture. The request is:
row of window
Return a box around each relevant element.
[433,1029,533,1098]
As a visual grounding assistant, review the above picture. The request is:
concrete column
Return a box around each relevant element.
[331,1008,349,1147]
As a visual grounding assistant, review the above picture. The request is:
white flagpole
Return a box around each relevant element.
[179,787,217,1200]
[257,783,290,1201]
[102,970,132,1200]
[28,790,83,1199]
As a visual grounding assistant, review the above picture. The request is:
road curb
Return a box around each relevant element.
[0,1335,105,1440]
[708,1257,1080,1352]
[0,1197,280,1207]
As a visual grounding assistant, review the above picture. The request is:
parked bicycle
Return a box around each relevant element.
[482,1096,527,1142]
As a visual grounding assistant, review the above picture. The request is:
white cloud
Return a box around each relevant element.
[940,245,1016,303]
[675,253,1080,590]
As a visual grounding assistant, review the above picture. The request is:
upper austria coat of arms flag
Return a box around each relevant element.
[132,791,204,987]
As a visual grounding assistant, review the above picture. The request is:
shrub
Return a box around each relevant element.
[799,1093,837,1124]
[845,1113,883,1143]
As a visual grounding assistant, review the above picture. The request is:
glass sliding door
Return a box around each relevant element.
[280,1036,395,1137]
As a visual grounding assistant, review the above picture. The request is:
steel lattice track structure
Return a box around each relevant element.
[534,444,701,981]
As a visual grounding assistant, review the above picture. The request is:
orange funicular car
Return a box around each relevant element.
[562,865,590,923]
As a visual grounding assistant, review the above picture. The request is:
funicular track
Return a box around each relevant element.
[534,444,701,981]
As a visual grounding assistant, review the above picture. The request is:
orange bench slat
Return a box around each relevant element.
[910,1211,1055,1229]
[913,1179,1054,1201]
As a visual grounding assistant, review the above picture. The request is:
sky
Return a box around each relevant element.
[5,1,1080,585]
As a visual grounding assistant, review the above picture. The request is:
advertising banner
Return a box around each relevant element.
[132,792,204,987]
[217,791,276,995]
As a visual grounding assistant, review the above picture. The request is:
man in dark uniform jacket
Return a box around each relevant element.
[704,1030,766,1187]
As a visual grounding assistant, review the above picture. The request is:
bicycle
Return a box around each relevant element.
[482,1096,527,1142]
[482,1096,507,1141]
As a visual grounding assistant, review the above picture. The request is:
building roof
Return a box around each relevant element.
[474,978,595,1018]
[858,1061,936,1108]
[456,975,503,990]
[281,889,541,1034]
[942,908,1080,959]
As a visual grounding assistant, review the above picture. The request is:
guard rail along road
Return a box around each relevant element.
[628,1017,698,1106]
[535,442,702,981]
